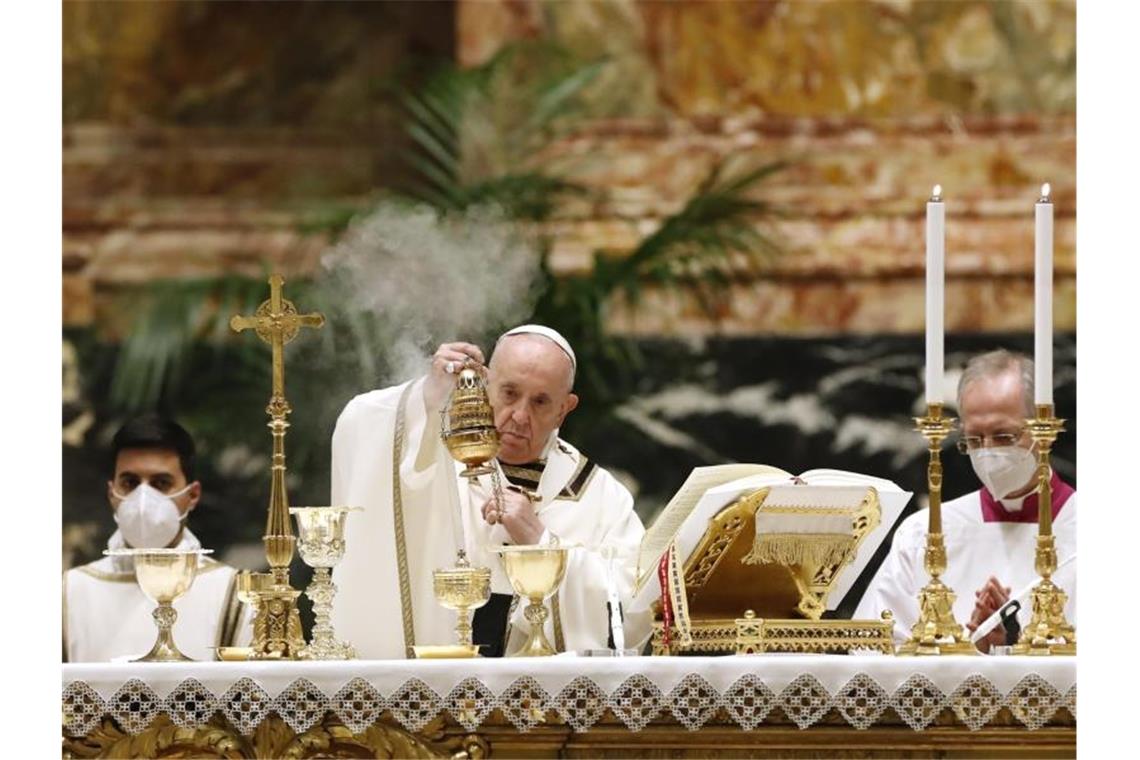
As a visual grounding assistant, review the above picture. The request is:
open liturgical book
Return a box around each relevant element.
[630,465,912,654]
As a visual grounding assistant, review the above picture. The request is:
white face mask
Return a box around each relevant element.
[968,446,1037,500]
[112,483,191,548]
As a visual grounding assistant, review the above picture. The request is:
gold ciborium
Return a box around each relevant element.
[105,548,212,662]
[493,544,572,657]
[290,506,361,660]
[431,550,492,655]
[441,367,500,479]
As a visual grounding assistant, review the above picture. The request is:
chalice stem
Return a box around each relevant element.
[308,567,336,647]
[456,605,473,647]
[137,601,191,662]
[520,599,556,657]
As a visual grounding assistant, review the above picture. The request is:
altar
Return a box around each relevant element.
[62,655,1075,758]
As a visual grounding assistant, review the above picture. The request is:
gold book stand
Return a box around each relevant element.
[650,486,894,655]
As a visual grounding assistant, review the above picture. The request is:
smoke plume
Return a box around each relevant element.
[318,201,545,385]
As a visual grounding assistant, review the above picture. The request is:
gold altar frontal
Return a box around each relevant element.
[62,702,1075,759]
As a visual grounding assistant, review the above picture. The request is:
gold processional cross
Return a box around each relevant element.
[230,274,324,587]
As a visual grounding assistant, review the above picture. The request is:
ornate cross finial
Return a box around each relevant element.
[230,274,325,402]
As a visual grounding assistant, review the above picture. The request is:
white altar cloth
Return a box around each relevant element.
[62,655,1076,736]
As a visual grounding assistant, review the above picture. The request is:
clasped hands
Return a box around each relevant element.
[964,575,1012,653]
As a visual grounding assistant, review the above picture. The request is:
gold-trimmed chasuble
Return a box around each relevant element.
[231,274,325,658]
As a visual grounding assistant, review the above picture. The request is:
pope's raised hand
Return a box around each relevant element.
[423,341,486,413]
[481,488,544,546]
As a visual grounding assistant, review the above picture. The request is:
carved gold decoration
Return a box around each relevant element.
[62,713,484,759]
[231,274,324,660]
[1013,404,1076,656]
[652,485,886,654]
[62,706,1071,756]
[898,403,977,656]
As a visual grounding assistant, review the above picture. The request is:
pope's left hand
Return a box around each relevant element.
[481,489,544,545]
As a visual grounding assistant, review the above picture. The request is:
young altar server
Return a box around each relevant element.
[331,325,651,658]
[63,415,250,662]
[855,350,1076,651]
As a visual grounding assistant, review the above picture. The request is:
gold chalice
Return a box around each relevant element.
[290,506,360,660]
[441,367,501,478]
[430,550,492,656]
[493,544,572,657]
[104,548,212,662]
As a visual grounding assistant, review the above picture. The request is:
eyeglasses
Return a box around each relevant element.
[956,431,1026,454]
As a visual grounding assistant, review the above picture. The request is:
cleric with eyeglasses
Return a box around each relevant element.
[856,349,1076,652]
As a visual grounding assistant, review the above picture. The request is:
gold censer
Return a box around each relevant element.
[441,367,501,479]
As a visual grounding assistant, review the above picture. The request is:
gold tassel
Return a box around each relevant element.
[741,533,855,568]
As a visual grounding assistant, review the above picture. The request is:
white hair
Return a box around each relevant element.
[956,349,1035,417]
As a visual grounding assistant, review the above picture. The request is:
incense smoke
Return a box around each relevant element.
[317,201,545,385]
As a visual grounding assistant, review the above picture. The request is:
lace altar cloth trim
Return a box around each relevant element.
[62,656,1075,737]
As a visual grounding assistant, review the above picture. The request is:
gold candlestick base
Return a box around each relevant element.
[898,404,976,656]
[896,546,978,656]
[1012,406,1075,656]
[243,571,306,660]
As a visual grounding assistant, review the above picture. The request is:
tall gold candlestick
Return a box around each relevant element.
[897,403,977,656]
[1012,404,1075,655]
[231,274,325,659]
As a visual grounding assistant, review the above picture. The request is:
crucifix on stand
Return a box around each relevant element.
[231,274,325,659]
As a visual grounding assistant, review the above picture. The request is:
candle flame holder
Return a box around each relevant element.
[1012,404,1076,656]
[897,403,977,656]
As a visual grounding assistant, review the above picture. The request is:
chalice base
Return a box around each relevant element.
[301,639,356,661]
[897,579,977,657]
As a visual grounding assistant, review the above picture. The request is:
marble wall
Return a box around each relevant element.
[64,0,1076,337]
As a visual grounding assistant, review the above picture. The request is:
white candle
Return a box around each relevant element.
[925,185,945,405]
[1035,183,1053,406]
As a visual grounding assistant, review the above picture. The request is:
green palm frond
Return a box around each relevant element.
[399,43,605,219]
[619,160,787,299]
[108,274,270,412]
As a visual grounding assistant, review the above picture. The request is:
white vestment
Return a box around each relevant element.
[331,378,651,659]
[63,528,251,662]
[854,488,1076,644]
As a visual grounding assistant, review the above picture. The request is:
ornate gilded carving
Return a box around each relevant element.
[61,713,484,759]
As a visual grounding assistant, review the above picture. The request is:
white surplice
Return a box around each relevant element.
[63,528,251,662]
[854,489,1077,644]
[331,378,651,659]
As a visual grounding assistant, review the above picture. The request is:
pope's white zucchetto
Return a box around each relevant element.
[496,324,577,371]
